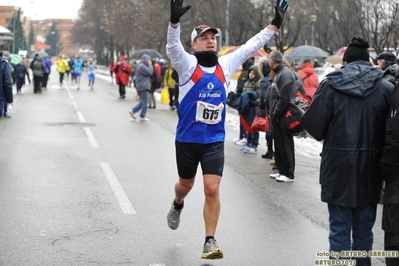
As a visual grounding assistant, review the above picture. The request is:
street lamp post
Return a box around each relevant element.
[225,0,230,47]
[310,15,317,46]
[12,8,16,53]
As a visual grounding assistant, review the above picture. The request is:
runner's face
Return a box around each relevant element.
[191,31,217,52]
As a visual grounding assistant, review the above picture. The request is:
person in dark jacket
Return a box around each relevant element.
[239,65,261,154]
[30,54,46,94]
[380,83,399,266]
[301,36,394,265]
[258,58,273,159]
[377,52,398,85]
[234,58,254,145]
[13,61,27,94]
[42,56,51,89]
[129,54,153,122]
[0,56,13,119]
[268,51,297,183]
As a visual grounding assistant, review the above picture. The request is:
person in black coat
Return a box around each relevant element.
[13,61,27,94]
[258,58,273,159]
[0,55,13,119]
[268,51,297,183]
[301,36,394,264]
[234,58,254,145]
[380,82,399,266]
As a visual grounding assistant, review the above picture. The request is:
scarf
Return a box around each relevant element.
[194,51,218,67]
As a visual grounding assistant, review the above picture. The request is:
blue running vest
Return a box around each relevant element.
[176,64,227,144]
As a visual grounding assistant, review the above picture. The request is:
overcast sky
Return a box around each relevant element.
[0,0,83,20]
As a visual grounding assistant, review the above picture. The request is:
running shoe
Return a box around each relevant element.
[201,239,223,260]
[129,111,136,120]
[167,201,182,230]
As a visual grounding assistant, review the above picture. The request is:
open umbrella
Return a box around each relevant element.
[326,55,343,64]
[133,49,163,60]
[225,45,265,58]
[10,54,22,65]
[29,51,49,59]
[285,45,329,62]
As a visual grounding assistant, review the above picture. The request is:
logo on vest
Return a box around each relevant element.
[207,82,214,90]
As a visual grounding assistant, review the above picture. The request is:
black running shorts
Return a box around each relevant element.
[175,141,224,179]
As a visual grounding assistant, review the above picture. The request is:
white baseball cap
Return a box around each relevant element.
[191,24,218,42]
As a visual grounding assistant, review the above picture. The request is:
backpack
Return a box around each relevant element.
[294,92,312,111]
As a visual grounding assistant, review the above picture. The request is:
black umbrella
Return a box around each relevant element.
[30,51,49,59]
[285,45,329,63]
[133,49,163,60]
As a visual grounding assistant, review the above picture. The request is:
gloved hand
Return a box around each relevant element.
[271,0,289,29]
[170,0,192,24]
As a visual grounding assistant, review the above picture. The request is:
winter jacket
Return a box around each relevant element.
[382,64,399,85]
[112,60,132,86]
[380,84,399,205]
[0,58,13,114]
[43,58,51,74]
[163,67,176,89]
[297,63,319,97]
[236,90,258,126]
[269,63,297,120]
[242,65,261,106]
[301,61,394,208]
[236,58,254,94]
[135,54,154,92]
[31,58,45,77]
[14,64,27,81]
[56,58,69,73]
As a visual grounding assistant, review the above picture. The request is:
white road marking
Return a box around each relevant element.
[77,111,86,123]
[83,127,99,148]
[65,87,73,99]
[100,162,136,215]
[72,101,78,109]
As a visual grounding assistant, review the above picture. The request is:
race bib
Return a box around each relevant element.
[195,101,224,124]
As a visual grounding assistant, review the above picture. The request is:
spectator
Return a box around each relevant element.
[297,59,319,97]
[163,63,177,110]
[30,54,46,94]
[380,81,399,266]
[112,55,132,99]
[301,36,394,265]
[42,56,51,89]
[129,54,153,122]
[13,61,27,94]
[376,52,398,85]
[258,58,274,159]
[268,51,297,183]
[0,52,13,120]
[237,65,261,154]
[234,58,254,146]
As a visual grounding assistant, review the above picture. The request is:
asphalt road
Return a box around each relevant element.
[0,67,386,266]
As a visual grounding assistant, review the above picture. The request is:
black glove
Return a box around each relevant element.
[170,0,192,23]
[271,0,289,29]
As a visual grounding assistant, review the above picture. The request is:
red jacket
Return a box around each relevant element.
[297,63,319,97]
[112,60,132,86]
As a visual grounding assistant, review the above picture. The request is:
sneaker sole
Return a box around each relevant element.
[276,178,294,183]
[129,111,136,120]
[201,249,223,260]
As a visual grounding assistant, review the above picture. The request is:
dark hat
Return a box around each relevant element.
[377,52,396,63]
[343,36,370,63]
[191,24,218,42]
